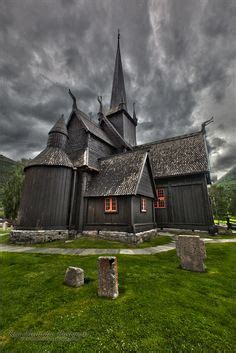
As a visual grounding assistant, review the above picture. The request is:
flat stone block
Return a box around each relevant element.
[98,256,119,299]
[64,266,84,287]
[176,235,206,272]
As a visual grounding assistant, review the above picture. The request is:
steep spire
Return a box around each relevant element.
[110,30,127,110]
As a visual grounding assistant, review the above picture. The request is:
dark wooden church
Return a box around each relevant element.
[16,33,214,243]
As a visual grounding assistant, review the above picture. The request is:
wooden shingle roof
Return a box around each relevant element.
[85,150,152,196]
[136,131,209,178]
[26,147,73,169]
[73,110,116,147]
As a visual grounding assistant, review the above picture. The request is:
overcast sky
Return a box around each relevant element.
[0,0,235,179]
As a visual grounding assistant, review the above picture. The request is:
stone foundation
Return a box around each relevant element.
[82,228,158,244]
[10,230,69,244]
[10,228,158,245]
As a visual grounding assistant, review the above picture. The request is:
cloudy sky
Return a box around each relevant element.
[0,0,235,179]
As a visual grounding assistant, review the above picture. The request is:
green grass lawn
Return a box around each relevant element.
[1,231,235,249]
[214,215,236,225]
[0,244,235,352]
[0,233,173,249]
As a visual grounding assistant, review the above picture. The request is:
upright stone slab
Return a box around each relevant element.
[2,222,8,231]
[176,235,206,272]
[64,266,84,287]
[98,256,119,299]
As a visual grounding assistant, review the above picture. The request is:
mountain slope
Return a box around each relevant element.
[217,165,236,191]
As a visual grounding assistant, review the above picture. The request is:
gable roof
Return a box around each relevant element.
[85,150,155,197]
[99,113,133,150]
[135,131,209,179]
[67,109,116,147]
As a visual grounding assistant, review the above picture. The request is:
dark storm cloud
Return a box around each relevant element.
[212,142,236,171]
[208,137,226,153]
[0,0,235,176]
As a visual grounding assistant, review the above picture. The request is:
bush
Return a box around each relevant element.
[2,163,25,220]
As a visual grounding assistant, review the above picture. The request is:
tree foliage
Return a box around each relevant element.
[209,183,236,223]
[229,189,236,216]
[2,162,25,220]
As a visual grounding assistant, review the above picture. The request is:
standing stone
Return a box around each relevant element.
[2,222,8,231]
[64,266,84,287]
[98,256,119,299]
[176,235,206,272]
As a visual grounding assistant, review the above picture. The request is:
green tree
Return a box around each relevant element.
[229,189,236,216]
[209,184,230,224]
[2,162,25,220]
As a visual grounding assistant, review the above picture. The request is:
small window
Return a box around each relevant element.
[155,188,166,209]
[157,189,164,198]
[104,197,118,213]
[154,200,158,208]
[141,198,147,212]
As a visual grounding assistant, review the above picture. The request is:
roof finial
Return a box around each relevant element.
[97,95,103,114]
[201,116,214,134]
[97,95,103,124]
[133,101,138,125]
[118,28,120,45]
[68,89,78,110]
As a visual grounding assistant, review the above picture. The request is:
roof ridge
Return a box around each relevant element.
[137,130,202,148]
[77,109,100,128]
[134,152,148,195]
[99,148,147,162]
[101,115,132,149]
[71,109,116,147]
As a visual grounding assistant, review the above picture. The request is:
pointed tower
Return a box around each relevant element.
[106,31,137,146]
[17,116,73,234]
[47,115,68,149]
[110,30,127,109]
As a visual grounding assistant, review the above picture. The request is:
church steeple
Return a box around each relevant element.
[110,30,127,110]
[106,31,137,147]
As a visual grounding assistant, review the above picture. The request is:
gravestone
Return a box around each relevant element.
[98,256,119,299]
[64,266,84,287]
[176,235,206,272]
[2,222,8,231]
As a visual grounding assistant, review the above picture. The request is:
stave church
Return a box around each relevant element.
[14,33,215,243]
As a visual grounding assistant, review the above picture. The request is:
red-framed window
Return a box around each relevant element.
[104,197,118,213]
[154,188,166,208]
[141,198,147,212]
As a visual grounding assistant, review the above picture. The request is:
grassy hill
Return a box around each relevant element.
[217,165,236,191]
[0,154,17,207]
